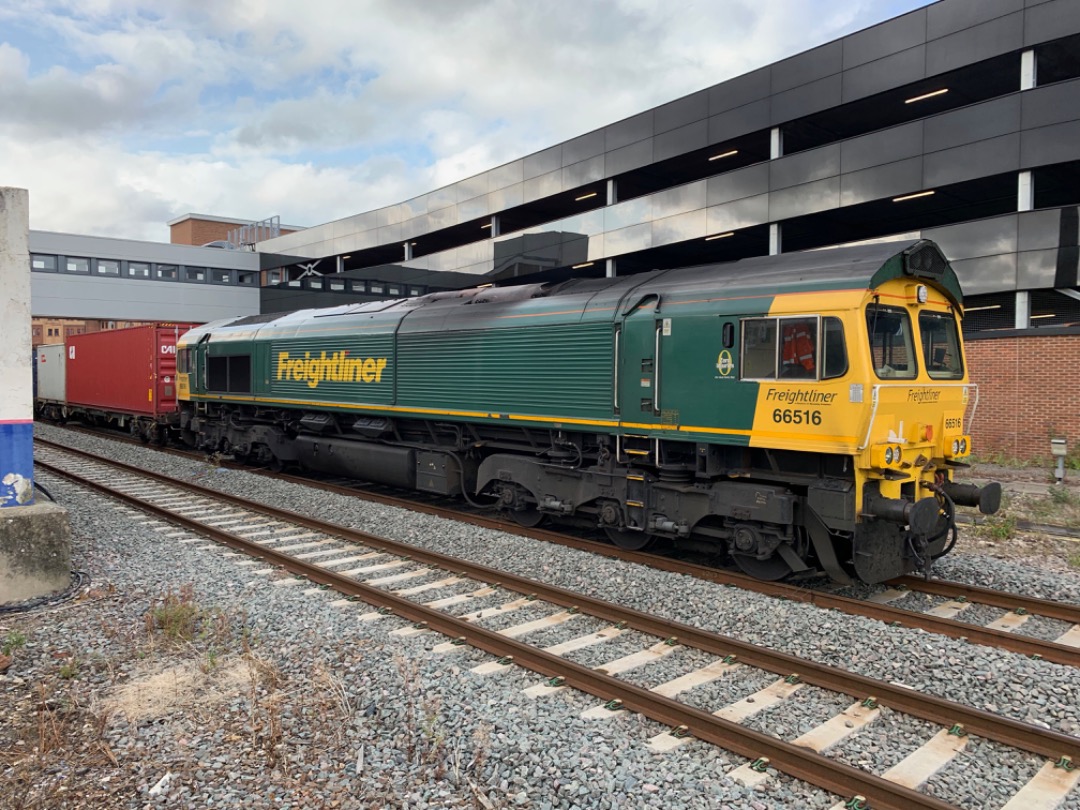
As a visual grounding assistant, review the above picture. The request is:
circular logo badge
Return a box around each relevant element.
[716,350,734,376]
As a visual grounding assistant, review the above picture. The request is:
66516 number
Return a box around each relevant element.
[772,408,822,426]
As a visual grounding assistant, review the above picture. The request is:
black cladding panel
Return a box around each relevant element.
[926,13,1024,76]
[842,8,927,69]
[923,94,1021,153]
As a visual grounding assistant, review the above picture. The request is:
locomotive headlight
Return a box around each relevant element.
[959,437,968,454]
[893,446,902,465]
[952,439,961,455]
[884,447,894,465]
[917,285,928,304]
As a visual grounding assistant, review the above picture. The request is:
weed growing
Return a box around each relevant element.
[2,628,28,656]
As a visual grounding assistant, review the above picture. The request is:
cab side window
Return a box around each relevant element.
[821,317,847,379]
[740,316,828,381]
[779,317,817,379]
[740,318,779,379]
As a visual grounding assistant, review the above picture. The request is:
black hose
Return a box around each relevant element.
[0,570,88,614]
[931,490,959,560]
[449,452,486,509]
[33,480,56,502]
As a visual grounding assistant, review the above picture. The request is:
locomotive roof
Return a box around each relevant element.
[629,239,961,304]
[179,239,960,344]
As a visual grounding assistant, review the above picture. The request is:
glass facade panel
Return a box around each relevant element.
[95,259,120,275]
[605,222,653,255]
[604,198,652,231]
[183,267,206,282]
[128,262,150,278]
[211,269,233,284]
[652,209,706,246]
[156,265,178,280]
[66,257,90,273]
[652,180,706,218]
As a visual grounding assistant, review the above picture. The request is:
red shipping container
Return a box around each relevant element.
[65,324,198,417]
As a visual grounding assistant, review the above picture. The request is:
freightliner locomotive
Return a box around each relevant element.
[174,240,1001,584]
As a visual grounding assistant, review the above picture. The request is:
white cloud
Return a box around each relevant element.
[0,0,925,240]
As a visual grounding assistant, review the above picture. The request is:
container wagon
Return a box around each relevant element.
[52,324,198,442]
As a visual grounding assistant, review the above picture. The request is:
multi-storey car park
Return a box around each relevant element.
[24,0,1080,459]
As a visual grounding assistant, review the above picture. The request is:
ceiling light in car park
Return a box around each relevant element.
[481,223,492,229]
[905,88,948,104]
[705,232,734,241]
[708,149,739,161]
[575,192,598,201]
[1031,313,1056,319]
[572,262,594,269]
[341,255,351,259]
[965,304,1001,312]
[892,190,935,202]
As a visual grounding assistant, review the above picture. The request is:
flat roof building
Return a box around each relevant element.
[256,0,1080,333]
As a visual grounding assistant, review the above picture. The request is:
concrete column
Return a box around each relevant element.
[1021,49,1036,91]
[605,258,616,278]
[1017,170,1033,212]
[0,187,33,507]
[769,223,782,256]
[491,215,500,237]
[403,242,413,262]
[1015,290,1030,329]
[770,127,783,160]
[606,179,617,206]
[336,255,344,274]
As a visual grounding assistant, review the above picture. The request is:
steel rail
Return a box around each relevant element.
[35,452,955,810]
[891,574,1080,624]
[223,461,1080,646]
[247,465,1080,665]
[34,440,1080,767]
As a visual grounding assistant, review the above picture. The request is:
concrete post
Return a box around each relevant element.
[0,187,33,508]
[1,187,73,604]
[1021,49,1036,91]
[769,223,782,256]
[770,127,783,160]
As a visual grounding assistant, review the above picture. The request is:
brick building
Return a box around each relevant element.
[966,332,1080,463]
[168,214,300,247]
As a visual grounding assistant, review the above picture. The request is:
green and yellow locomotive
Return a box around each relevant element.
[176,239,1000,584]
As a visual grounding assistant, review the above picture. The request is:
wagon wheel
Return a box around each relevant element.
[731,552,792,581]
[604,527,657,551]
[510,507,545,528]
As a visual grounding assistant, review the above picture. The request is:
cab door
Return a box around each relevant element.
[617,296,662,431]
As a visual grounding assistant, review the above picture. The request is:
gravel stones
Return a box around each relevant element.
[11,423,1080,809]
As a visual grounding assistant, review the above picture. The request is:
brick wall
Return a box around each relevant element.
[170,218,296,246]
[170,219,240,246]
[965,333,1080,461]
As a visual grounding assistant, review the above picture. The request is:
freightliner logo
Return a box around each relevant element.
[276,351,387,389]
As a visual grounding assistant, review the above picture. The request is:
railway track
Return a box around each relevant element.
[40,424,1080,668]
[34,439,1080,810]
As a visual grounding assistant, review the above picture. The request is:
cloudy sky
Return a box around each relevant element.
[1,0,927,242]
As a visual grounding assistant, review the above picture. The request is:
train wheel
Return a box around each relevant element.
[732,552,791,581]
[604,527,656,551]
[510,507,545,528]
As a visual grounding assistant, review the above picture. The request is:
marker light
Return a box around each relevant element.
[917,285,928,303]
